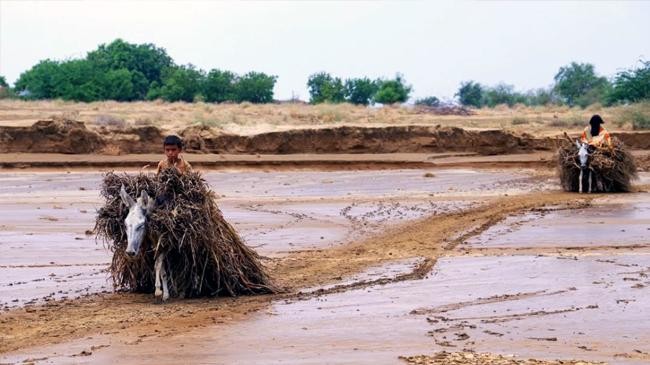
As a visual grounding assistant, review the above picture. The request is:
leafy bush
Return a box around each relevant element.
[619,106,650,130]
[204,69,236,103]
[234,72,277,103]
[345,77,378,105]
[456,81,483,107]
[374,74,411,104]
[415,96,440,107]
[307,72,346,104]
[511,117,529,125]
[156,65,204,102]
[607,60,650,104]
[553,62,610,107]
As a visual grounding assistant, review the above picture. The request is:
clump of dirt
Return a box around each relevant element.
[180,125,218,153]
[95,168,276,298]
[399,352,605,365]
[0,118,104,153]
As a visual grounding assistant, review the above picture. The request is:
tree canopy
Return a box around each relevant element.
[14,39,277,103]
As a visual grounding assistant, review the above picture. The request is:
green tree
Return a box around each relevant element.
[0,75,11,99]
[607,60,650,104]
[102,68,136,101]
[55,59,104,102]
[553,62,610,107]
[15,59,61,99]
[456,81,484,107]
[524,88,557,106]
[415,96,441,107]
[87,39,173,88]
[204,69,237,103]
[373,74,412,104]
[482,84,528,107]
[307,72,346,104]
[157,65,205,102]
[234,72,276,103]
[344,77,378,105]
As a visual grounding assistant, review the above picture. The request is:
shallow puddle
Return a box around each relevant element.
[463,193,650,250]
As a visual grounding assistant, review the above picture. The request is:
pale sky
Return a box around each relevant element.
[1,1,649,101]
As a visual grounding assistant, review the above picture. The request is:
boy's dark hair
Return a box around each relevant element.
[589,114,604,125]
[163,135,183,149]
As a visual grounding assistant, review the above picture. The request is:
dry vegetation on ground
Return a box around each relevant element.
[1,100,648,135]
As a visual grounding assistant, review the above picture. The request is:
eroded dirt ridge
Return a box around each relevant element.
[3,119,649,155]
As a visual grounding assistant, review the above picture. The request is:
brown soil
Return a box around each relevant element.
[400,351,604,364]
[3,118,649,156]
[0,191,594,354]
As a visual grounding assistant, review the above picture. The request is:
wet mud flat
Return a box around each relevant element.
[0,168,542,310]
[32,191,645,365]
[2,170,647,364]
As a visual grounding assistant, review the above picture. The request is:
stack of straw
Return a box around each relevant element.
[557,138,637,192]
[95,169,276,298]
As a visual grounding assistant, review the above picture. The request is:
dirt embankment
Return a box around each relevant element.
[2,119,649,156]
[0,119,626,156]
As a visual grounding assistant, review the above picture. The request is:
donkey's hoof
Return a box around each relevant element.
[162,293,170,302]
[155,288,162,297]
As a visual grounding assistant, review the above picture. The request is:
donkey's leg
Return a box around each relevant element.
[160,253,170,301]
[578,170,584,193]
[154,254,163,298]
[588,170,593,193]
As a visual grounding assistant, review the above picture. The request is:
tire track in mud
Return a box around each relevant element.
[0,191,593,354]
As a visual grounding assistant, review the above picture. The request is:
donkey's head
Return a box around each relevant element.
[119,185,155,257]
[576,140,590,169]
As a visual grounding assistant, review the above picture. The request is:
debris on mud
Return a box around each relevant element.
[557,138,637,192]
[95,168,276,298]
[399,352,605,365]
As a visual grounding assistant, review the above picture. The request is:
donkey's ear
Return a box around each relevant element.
[140,190,156,215]
[575,140,581,149]
[120,184,135,208]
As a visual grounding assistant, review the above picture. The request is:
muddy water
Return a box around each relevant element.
[0,169,539,310]
[6,192,648,365]
[464,198,650,249]
[27,193,645,365]
[2,171,648,364]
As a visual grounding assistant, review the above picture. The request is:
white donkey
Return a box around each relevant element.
[576,140,592,193]
[119,185,170,301]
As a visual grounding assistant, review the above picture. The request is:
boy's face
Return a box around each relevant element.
[164,144,181,162]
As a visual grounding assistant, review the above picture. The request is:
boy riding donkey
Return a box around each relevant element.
[577,115,612,193]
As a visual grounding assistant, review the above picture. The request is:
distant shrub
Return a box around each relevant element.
[193,118,222,128]
[511,117,529,125]
[307,72,346,104]
[607,60,650,104]
[374,74,412,104]
[548,116,584,128]
[620,109,650,130]
[456,81,483,107]
[415,96,440,107]
[345,77,378,105]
